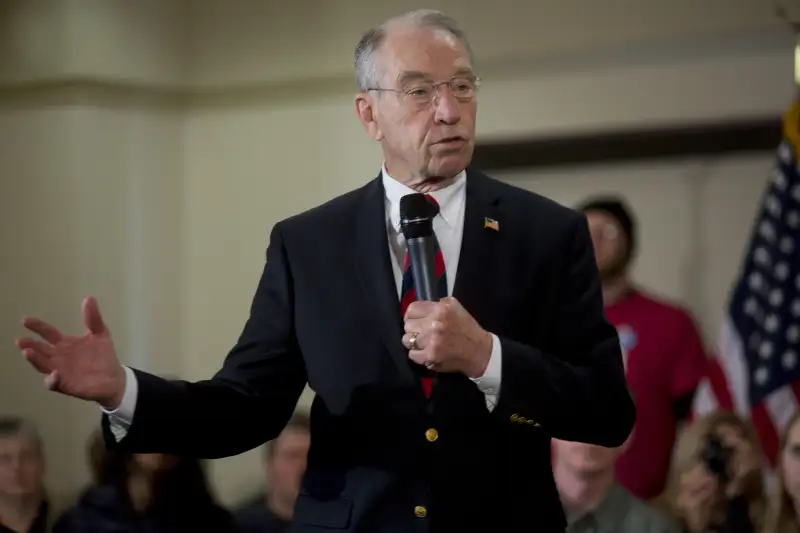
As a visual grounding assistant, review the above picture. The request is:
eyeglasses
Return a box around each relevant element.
[367,76,481,107]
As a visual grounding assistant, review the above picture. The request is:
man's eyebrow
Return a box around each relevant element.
[396,71,430,85]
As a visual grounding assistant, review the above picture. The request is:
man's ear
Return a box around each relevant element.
[355,93,383,141]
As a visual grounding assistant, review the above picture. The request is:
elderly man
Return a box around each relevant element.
[16,10,634,532]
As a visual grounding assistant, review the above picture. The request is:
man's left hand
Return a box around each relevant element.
[402,297,492,378]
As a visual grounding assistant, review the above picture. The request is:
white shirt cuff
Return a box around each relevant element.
[101,366,138,440]
[470,334,502,410]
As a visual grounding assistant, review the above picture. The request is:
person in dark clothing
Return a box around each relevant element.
[235,414,310,533]
[54,434,238,533]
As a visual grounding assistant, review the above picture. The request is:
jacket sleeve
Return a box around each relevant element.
[493,213,635,447]
[102,223,307,458]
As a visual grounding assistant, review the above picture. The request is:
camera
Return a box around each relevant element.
[701,434,733,484]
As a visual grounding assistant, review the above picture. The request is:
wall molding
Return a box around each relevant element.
[473,116,781,171]
[0,27,791,111]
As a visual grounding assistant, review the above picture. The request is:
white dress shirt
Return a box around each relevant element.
[104,167,502,440]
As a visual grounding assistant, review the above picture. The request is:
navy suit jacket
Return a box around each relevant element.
[103,168,635,532]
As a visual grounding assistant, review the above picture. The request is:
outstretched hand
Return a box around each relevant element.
[15,296,126,410]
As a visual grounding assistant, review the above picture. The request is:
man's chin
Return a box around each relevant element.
[428,155,471,179]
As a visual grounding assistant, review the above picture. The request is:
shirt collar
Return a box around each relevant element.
[563,483,629,529]
[381,164,467,231]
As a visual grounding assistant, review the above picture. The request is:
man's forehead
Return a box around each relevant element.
[380,26,471,76]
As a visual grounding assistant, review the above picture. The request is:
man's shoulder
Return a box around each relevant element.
[616,488,681,533]
[274,176,380,236]
[270,168,585,238]
[468,168,585,232]
[631,289,701,328]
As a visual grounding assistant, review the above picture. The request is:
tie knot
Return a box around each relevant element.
[425,194,439,209]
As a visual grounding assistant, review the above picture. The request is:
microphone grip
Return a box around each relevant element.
[406,236,439,302]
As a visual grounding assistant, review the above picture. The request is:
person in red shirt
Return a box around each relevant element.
[576,196,708,502]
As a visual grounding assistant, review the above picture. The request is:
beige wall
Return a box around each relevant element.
[497,154,774,345]
[0,0,794,507]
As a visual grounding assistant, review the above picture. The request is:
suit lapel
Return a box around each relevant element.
[452,170,502,326]
[353,175,415,381]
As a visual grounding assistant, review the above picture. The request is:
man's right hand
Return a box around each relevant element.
[14,295,126,410]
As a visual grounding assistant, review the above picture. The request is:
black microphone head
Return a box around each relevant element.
[400,193,438,239]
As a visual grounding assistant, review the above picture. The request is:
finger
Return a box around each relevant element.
[404,300,438,320]
[402,332,414,350]
[44,370,59,391]
[23,349,53,375]
[402,326,441,351]
[20,317,63,344]
[404,317,441,335]
[440,296,460,309]
[83,296,107,335]
[15,337,56,358]
[408,349,429,367]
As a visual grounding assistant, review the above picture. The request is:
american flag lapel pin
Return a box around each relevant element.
[484,217,499,231]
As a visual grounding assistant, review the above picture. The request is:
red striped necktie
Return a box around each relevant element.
[400,194,447,397]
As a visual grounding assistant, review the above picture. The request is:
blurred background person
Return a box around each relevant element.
[234,413,310,533]
[0,418,51,533]
[667,411,764,533]
[577,196,708,501]
[53,437,238,533]
[763,411,800,533]
[553,433,680,533]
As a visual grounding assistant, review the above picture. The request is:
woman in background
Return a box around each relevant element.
[53,430,238,533]
[667,411,765,533]
[763,411,800,533]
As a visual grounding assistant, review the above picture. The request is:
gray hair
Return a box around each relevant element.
[354,10,475,92]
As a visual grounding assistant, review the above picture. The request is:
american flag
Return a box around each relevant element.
[691,101,800,467]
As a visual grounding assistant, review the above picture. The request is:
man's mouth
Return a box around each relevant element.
[435,136,466,145]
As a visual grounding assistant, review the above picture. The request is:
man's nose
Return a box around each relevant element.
[433,88,461,125]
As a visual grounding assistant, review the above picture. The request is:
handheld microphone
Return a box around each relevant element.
[399,193,440,302]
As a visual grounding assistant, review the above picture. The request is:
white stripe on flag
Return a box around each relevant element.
[717,315,750,416]
[692,378,717,417]
[765,386,799,436]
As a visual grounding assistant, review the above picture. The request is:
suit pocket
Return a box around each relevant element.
[293,494,354,529]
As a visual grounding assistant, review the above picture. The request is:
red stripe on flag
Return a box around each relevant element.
[751,402,780,467]
[706,357,734,411]
[791,381,800,403]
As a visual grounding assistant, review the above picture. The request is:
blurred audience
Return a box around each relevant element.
[53,430,238,533]
[577,196,708,500]
[234,413,310,533]
[764,411,800,533]
[667,411,764,533]
[0,418,50,533]
[553,435,680,533]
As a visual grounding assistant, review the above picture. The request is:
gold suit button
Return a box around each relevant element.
[510,414,519,423]
[414,505,428,518]
[425,428,439,442]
